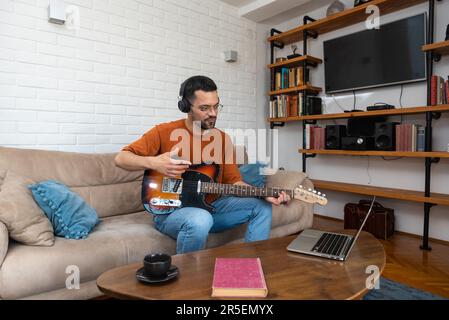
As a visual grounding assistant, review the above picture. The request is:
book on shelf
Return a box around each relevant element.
[269,93,304,119]
[430,75,449,105]
[274,66,306,91]
[305,125,325,150]
[395,123,423,152]
[211,258,268,298]
[417,126,425,152]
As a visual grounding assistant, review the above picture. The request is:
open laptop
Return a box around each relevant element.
[287,196,376,261]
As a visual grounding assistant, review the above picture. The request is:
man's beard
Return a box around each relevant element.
[201,117,216,129]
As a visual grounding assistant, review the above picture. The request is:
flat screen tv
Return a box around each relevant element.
[323,13,427,94]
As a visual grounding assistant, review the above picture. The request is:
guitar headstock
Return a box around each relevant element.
[294,185,328,206]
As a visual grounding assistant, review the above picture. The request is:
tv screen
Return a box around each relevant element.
[323,14,427,94]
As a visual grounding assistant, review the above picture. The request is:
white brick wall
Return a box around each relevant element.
[0,0,257,153]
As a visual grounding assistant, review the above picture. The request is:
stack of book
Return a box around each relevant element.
[305,124,325,150]
[269,94,304,118]
[430,75,449,105]
[396,124,425,152]
[273,67,306,91]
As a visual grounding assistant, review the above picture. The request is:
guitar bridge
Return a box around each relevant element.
[162,177,183,194]
[150,198,181,207]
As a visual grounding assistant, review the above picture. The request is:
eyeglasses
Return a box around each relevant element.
[193,103,223,113]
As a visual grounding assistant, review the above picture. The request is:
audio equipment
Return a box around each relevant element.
[367,104,395,111]
[341,136,375,151]
[446,24,449,41]
[178,79,191,113]
[325,125,347,150]
[374,122,398,151]
[354,0,371,7]
[347,117,385,137]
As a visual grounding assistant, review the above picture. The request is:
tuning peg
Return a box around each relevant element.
[299,185,303,189]
[313,190,317,194]
[308,188,312,192]
[323,194,326,197]
[318,192,321,195]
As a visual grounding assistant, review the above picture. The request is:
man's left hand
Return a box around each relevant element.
[266,191,291,206]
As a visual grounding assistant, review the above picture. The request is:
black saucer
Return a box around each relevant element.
[136,265,178,284]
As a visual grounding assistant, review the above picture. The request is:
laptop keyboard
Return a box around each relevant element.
[312,233,350,257]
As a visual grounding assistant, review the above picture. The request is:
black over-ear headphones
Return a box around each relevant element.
[178,79,191,113]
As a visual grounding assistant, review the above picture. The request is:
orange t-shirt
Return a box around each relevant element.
[122,119,242,185]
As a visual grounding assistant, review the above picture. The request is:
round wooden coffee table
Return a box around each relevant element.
[97,231,385,300]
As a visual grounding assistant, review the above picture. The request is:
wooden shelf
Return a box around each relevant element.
[312,179,449,206]
[422,40,449,56]
[268,104,449,123]
[269,85,322,96]
[267,55,323,69]
[299,149,449,158]
[268,0,427,45]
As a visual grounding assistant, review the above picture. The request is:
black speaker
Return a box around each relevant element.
[446,24,449,41]
[342,136,375,150]
[375,122,398,151]
[325,125,347,150]
[347,117,386,137]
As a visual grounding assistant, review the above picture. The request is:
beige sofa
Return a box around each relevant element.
[0,146,314,300]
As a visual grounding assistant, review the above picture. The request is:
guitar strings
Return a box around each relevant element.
[158,180,295,195]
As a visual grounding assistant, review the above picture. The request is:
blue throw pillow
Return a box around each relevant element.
[238,162,267,187]
[28,180,99,240]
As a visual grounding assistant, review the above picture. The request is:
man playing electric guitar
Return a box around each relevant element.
[115,76,290,254]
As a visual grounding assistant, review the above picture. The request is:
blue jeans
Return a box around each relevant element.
[153,196,272,254]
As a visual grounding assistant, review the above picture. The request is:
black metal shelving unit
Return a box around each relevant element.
[268,0,446,250]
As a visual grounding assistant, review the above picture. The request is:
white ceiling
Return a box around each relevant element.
[220,0,335,24]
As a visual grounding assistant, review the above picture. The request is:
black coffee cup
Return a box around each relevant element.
[143,253,171,278]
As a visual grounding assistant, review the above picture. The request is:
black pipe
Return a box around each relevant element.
[421,0,436,251]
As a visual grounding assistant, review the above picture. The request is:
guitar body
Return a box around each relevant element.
[142,164,220,215]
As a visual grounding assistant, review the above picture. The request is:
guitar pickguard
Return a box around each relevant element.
[161,177,183,194]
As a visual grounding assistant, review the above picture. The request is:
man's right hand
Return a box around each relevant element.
[150,148,191,178]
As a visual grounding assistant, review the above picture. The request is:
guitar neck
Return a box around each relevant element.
[200,182,293,198]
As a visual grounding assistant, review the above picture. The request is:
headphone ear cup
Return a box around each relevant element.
[178,99,190,113]
[178,79,190,113]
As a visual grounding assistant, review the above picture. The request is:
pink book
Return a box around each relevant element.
[395,125,401,151]
[211,258,268,298]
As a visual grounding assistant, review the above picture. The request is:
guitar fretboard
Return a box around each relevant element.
[201,182,294,198]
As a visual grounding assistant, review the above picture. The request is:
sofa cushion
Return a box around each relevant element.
[29,180,100,240]
[0,147,144,218]
[0,171,54,246]
[0,211,176,300]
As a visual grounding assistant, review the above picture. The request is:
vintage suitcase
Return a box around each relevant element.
[344,200,395,239]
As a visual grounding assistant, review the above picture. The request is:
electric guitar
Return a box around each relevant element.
[142,163,327,215]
